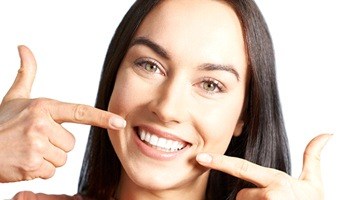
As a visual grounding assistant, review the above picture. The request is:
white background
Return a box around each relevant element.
[0,0,349,199]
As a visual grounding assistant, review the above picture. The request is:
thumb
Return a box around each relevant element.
[2,45,37,103]
[300,133,332,182]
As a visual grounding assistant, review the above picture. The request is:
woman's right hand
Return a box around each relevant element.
[0,45,126,183]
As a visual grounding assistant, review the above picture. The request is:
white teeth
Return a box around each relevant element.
[165,139,173,148]
[140,131,146,140]
[171,141,179,150]
[157,138,167,148]
[145,133,151,142]
[138,128,186,152]
[149,135,158,146]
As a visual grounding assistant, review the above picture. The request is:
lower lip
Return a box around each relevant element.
[133,128,189,161]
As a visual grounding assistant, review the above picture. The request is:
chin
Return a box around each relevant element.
[124,164,206,192]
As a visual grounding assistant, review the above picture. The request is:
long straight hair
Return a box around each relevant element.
[78,1,291,199]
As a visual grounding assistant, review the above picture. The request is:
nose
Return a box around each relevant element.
[148,78,190,124]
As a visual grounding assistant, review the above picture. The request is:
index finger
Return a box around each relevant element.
[48,100,126,130]
[196,153,282,187]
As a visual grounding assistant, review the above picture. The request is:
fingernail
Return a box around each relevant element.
[196,153,212,164]
[109,116,126,129]
[17,45,24,53]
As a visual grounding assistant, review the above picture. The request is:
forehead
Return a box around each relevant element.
[133,0,247,68]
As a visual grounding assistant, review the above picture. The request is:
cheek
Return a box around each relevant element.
[108,85,130,117]
[107,68,146,153]
[108,71,140,117]
[198,99,243,153]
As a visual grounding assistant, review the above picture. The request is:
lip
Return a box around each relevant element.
[139,125,191,144]
[133,125,191,161]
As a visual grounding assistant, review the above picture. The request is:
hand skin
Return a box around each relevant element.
[196,133,332,200]
[12,191,79,200]
[0,45,126,183]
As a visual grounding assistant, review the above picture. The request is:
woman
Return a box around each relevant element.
[79,0,290,199]
[2,0,330,199]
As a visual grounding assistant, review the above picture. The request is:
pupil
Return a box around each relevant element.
[205,82,215,91]
[146,64,156,72]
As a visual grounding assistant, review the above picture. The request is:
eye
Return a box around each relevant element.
[200,78,224,94]
[144,62,158,72]
[134,58,164,75]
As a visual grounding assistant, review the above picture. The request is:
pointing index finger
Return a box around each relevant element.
[196,153,282,187]
[49,101,126,130]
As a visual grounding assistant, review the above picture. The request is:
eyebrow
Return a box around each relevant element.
[130,36,240,81]
[198,63,240,81]
[130,36,170,60]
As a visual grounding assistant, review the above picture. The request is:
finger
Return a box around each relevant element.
[236,188,261,200]
[37,159,56,179]
[237,188,285,200]
[13,191,74,200]
[300,133,333,182]
[35,193,74,200]
[12,191,37,200]
[48,122,76,152]
[2,45,37,103]
[43,142,68,167]
[196,153,281,187]
[49,101,126,130]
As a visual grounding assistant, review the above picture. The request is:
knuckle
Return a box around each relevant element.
[73,104,89,122]
[20,153,43,172]
[27,98,50,113]
[238,159,250,177]
[23,99,53,134]
[26,117,49,134]
[25,138,45,153]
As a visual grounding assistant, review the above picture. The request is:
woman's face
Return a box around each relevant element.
[108,0,248,193]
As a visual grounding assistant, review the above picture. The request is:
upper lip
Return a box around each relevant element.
[136,124,192,145]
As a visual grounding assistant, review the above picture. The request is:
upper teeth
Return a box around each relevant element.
[138,129,185,152]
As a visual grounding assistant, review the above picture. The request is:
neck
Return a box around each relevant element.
[117,169,209,200]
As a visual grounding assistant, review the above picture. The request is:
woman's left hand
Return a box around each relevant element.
[196,134,332,200]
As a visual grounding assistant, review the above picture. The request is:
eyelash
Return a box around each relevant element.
[134,58,164,75]
[133,58,225,95]
[199,77,225,94]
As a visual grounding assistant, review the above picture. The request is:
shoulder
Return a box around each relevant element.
[12,191,84,200]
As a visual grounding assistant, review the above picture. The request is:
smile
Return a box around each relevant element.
[137,128,186,152]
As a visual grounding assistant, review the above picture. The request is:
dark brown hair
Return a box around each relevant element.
[78,1,290,199]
